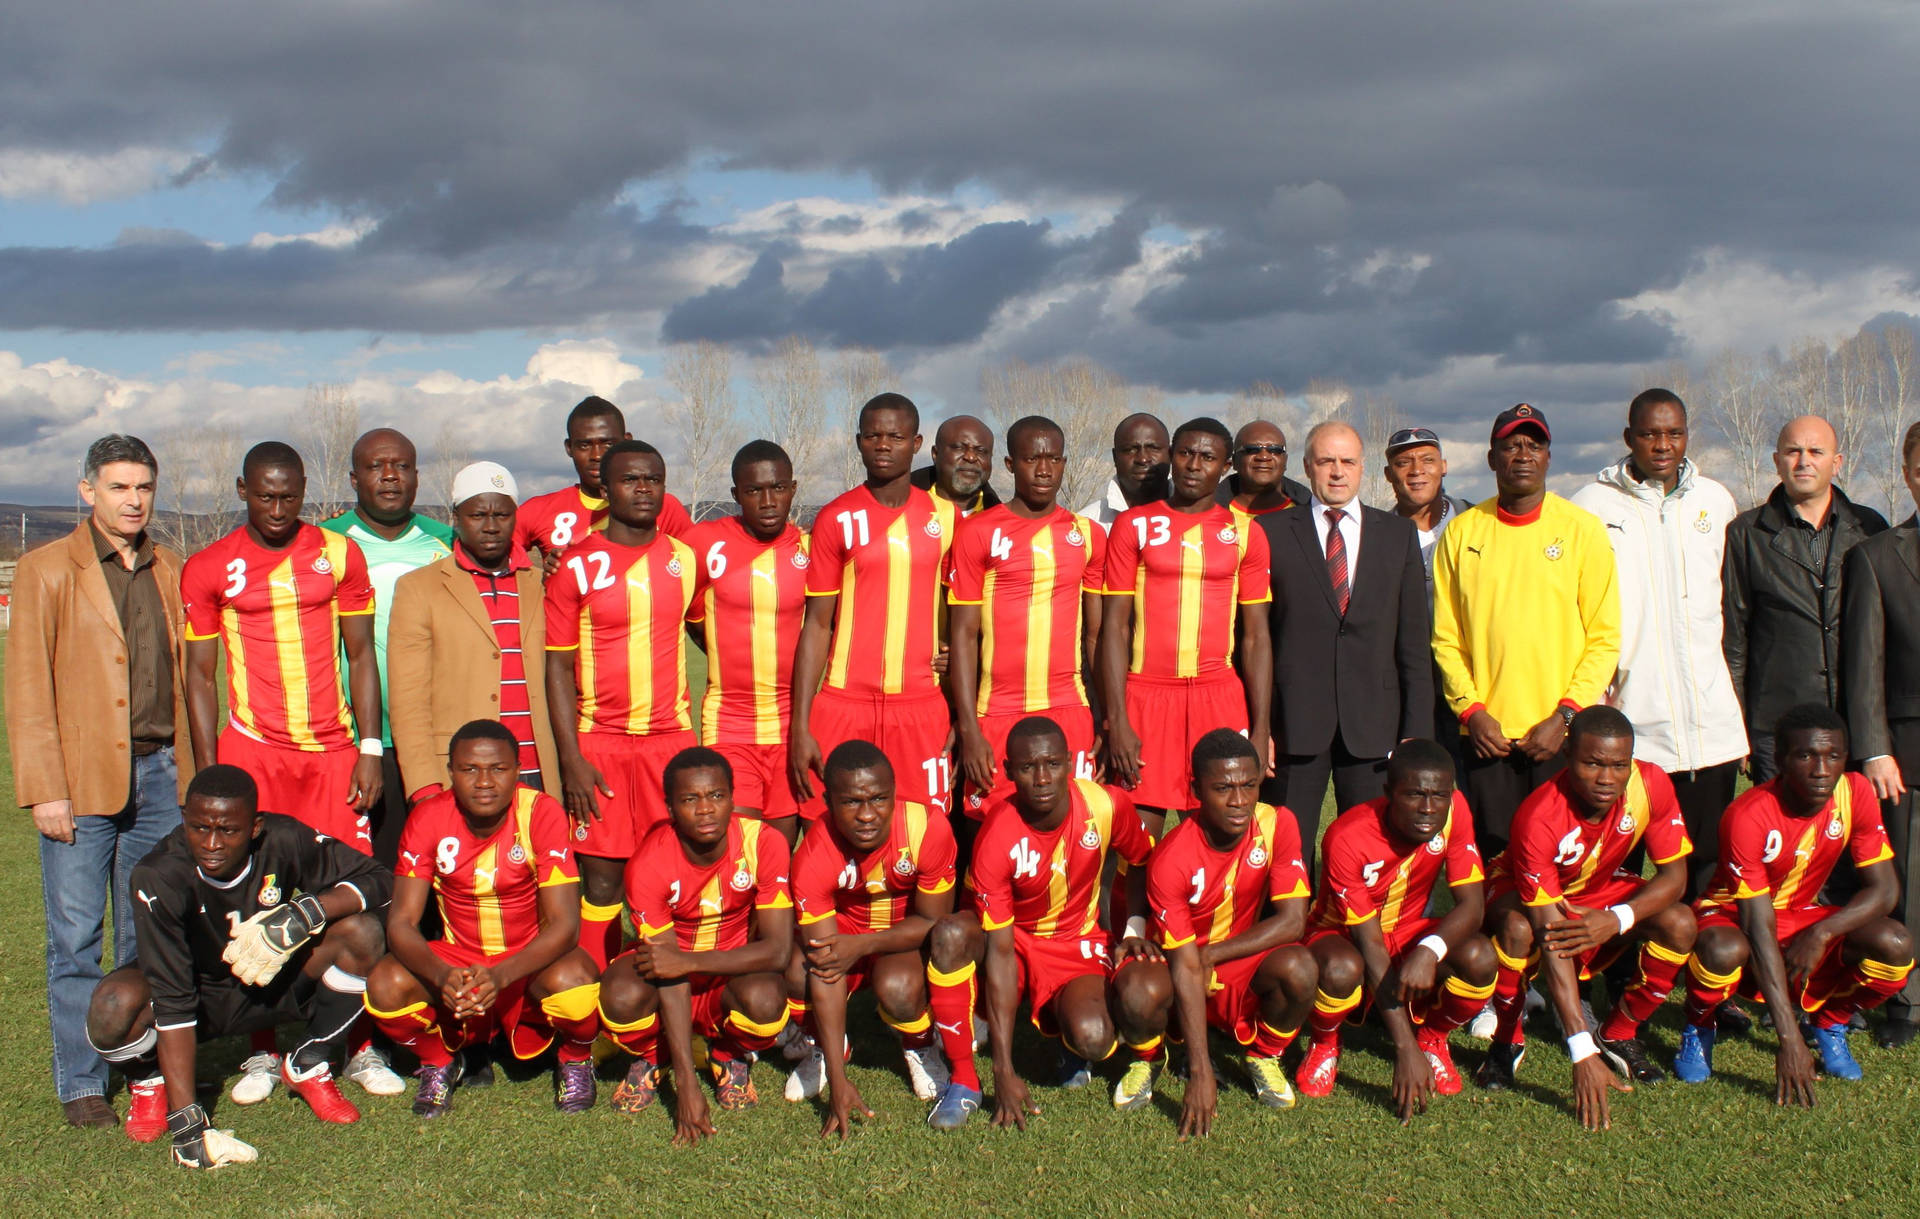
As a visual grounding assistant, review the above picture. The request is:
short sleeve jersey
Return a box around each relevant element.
[318,512,453,744]
[1699,773,1893,915]
[1310,793,1483,935]
[180,524,375,751]
[806,484,955,697]
[543,531,696,735]
[685,517,810,746]
[396,787,578,957]
[791,802,957,935]
[515,486,693,555]
[627,817,792,951]
[967,780,1154,940]
[1148,803,1310,951]
[1102,502,1271,677]
[131,814,393,1030]
[1495,761,1692,907]
[947,504,1105,716]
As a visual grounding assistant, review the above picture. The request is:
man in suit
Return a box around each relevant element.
[6,434,194,1128]
[1259,420,1432,871]
[387,462,560,805]
[1843,419,1920,1047]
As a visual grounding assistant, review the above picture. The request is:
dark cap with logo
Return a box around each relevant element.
[1385,426,1443,457]
[1490,403,1550,444]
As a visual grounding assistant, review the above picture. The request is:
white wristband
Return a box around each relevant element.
[1608,903,1636,935]
[1416,934,1449,963]
[1566,1031,1598,1063]
[357,738,384,758]
[1124,917,1148,942]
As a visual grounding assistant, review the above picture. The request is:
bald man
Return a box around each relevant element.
[1724,414,1888,780]
[1218,420,1311,518]
[911,415,1001,515]
[1080,412,1169,528]
[321,428,454,863]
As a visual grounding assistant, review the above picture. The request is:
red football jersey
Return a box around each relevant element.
[1148,803,1310,950]
[1101,502,1270,678]
[396,786,578,957]
[1699,773,1892,915]
[967,780,1153,940]
[1310,793,1483,936]
[543,531,696,736]
[806,484,955,696]
[514,487,693,555]
[181,524,374,751]
[947,504,1104,717]
[686,517,809,747]
[627,817,792,951]
[1494,762,1692,907]
[791,801,957,935]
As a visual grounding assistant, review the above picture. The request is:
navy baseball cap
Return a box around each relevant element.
[1385,426,1442,457]
[1490,403,1550,444]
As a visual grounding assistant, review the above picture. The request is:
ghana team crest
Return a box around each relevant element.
[507,843,526,864]
[258,873,281,906]
[791,549,809,569]
[1079,824,1102,849]
[1425,834,1446,855]
[730,867,754,891]
[924,517,942,538]
[1827,815,1844,840]
[893,854,916,876]
[1617,811,1636,834]
[1218,526,1237,544]
[1066,527,1084,547]
[1693,510,1713,534]
[665,556,683,577]
[1247,842,1269,868]
[1544,537,1565,561]
[575,823,589,841]
[312,554,333,575]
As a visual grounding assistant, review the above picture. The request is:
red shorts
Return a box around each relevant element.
[1695,903,1852,1011]
[1121,672,1248,811]
[575,729,697,858]
[1012,927,1110,1036]
[217,730,370,852]
[425,939,548,1059]
[686,973,736,1039]
[807,688,954,818]
[961,704,1097,817]
[1306,918,1446,1021]
[1203,949,1276,1046]
[712,740,802,820]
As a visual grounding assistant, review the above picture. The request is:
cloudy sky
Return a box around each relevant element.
[5,1,1918,506]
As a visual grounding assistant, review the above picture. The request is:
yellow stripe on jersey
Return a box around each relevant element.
[576,603,599,732]
[1069,517,1093,704]
[1024,530,1057,712]
[221,605,254,737]
[691,873,724,951]
[882,514,911,694]
[978,566,1000,713]
[1176,521,1204,678]
[473,842,505,955]
[1075,781,1115,936]
[1034,833,1071,939]
[624,561,656,733]
[749,546,781,744]
[318,532,356,734]
[699,586,723,746]
[267,554,318,749]
[825,540,856,689]
[1380,853,1416,934]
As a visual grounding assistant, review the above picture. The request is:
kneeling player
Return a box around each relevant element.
[786,741,958,1136]
[1677,704,1914,1099]
[364,721,602,1117]
[86,765,391,1167]
[1300,740,1495,1120]
[1109,729,1317,1135]
[923,715,1157,1130]
[598,747,794,1146]
[1480,707,1697,1131]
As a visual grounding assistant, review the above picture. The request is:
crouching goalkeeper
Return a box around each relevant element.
[85,765,392,1167]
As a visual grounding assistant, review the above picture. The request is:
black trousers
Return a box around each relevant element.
[1462,747,1567,858]
[1266,730,1387,877]
[370,752,410,870]
[1672,760,1743,901]
[1884,720,1920,1018]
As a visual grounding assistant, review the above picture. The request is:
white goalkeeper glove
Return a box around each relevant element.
[222,891,327,986]
[168,1103,258,1169]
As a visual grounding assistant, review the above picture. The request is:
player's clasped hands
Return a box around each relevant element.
[440,965,498,1019]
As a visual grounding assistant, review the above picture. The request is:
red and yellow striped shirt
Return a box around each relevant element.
[947,504,1104,717]
[1699,773,1893,915]
[1102,503,1270,678]
[180,524,374,751]
[967,780,1154,941]
[514,487,693,555]
[1148,802,1310,951]
[628,817,792,951]
[790,801,957,935]
[396,786,578,957]
[1310,793,1483,936]
[543,531,695,736]
[1491,761,1692,907]
[806,485,955,696]
[686,517,809,746]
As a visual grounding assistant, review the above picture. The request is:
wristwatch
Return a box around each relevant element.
[1556,705,1577,729]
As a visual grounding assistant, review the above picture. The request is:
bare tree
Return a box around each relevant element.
[296,382,360,520]
[153,426,246,556]
[1878,324,1918,518]
[753,337,831,509]
[832,348,892,496]
[982,357,1154,511]
[419,420,470,526]
[664,340,739,521]
[1220,380,1298,443]
[1698,349,1780,509]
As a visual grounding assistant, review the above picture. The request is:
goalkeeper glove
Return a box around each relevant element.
[222,891,327,986]
[168,1103,258,1169]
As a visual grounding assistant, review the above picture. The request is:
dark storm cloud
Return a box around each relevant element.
[3,1,1918,388]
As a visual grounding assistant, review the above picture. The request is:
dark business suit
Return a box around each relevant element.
[1843,515,1920,1018]
[1259,502,1433,872]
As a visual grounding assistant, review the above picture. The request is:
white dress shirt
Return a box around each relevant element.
[1310,495,1364,569]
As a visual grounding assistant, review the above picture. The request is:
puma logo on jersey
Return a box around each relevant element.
[699,894,724,914]
[751,568,777,584]
[137,888,158,911]
[269,576,300,597]
[547,849,569,862]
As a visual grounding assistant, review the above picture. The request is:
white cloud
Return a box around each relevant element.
[1616,249,1920,356]
[0,146,197,204]
[246,220,373,250]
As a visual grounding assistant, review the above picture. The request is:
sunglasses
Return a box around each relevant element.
[1236,444,1287,457]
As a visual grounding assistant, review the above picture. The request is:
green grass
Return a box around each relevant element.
[5,647,1920,1216]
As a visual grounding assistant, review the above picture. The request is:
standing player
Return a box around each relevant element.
[1099,417,1273,833]
[1677,705,1914,1095]
[1109,730,1317,1133]
[597,749,794,1145]
[85,765,391,1165]
[790,393,957,817]
[515,396,695,568]
[364,721,603,1117]
[923,717,1158,1130]
[181,441,383,850]
[685,441,809,845]
[948,415,1105,812]
[1298,740,1496,1118]
[786,742,958,1135]
[1479,707,1697,1131]
[545,440,698,968]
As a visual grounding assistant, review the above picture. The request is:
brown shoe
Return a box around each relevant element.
[62,1096,118,1128]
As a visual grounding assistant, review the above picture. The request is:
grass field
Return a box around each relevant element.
[5,646,1920,1216]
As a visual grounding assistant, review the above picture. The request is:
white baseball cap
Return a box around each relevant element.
[450,461,518,506]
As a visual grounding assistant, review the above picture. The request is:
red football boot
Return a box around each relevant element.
[124,1077,167,1143]
[281,1059,362,1124]
[1295,1036,1341,1099]
[1418,1025,1463,1096]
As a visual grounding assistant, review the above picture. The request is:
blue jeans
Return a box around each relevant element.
[40,748,182,1102]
